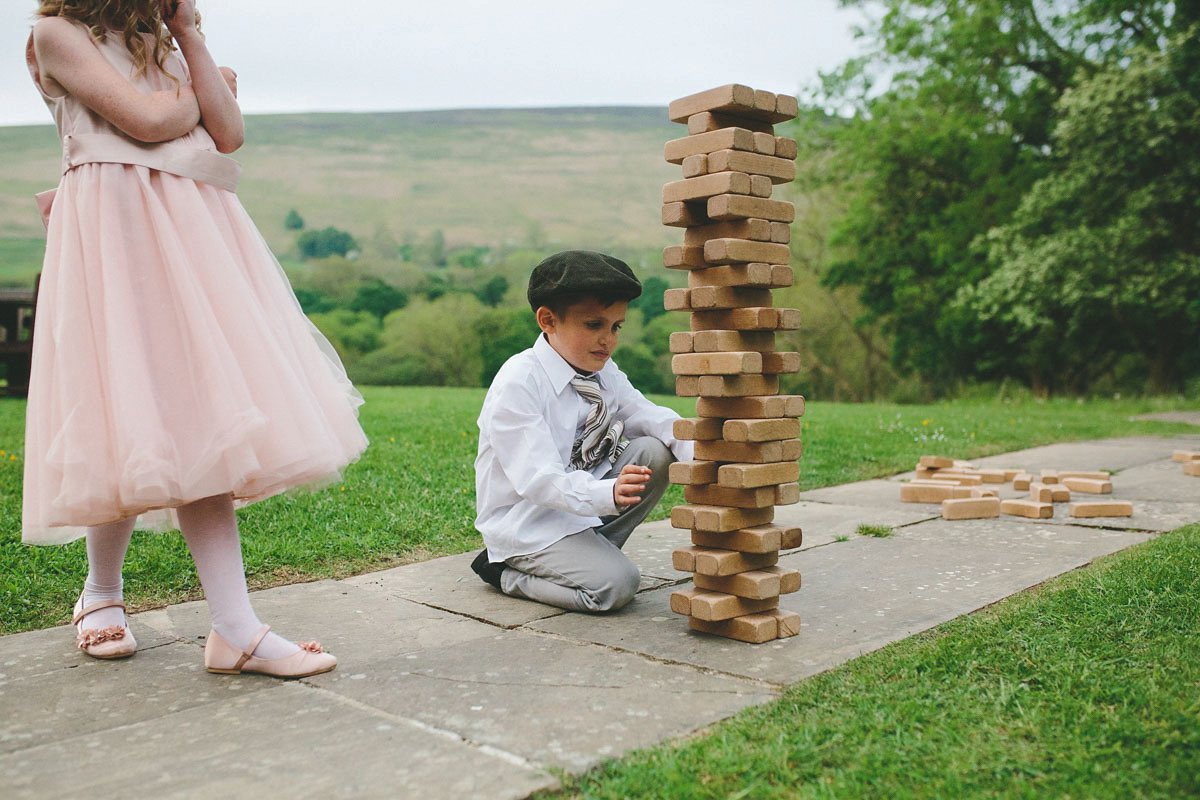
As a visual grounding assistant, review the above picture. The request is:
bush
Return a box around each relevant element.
[297,226,358,259]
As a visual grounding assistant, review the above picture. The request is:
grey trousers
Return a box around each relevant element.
[500,437,675,612]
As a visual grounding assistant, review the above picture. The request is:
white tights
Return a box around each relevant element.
[79,494,298,660]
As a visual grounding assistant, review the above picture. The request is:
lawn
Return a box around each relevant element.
[0,388,1193,634]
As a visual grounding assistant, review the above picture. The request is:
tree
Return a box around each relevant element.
[475,275,510,307]
[632,276,669,322]
[812,0,1183,392]
[350,279,408,321]
[959,32,1200,393]
[297,226,358,259]
[284,208,304,230]
[475,308,541,386]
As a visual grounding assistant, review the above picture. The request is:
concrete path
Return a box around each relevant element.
[2,433,1198,799]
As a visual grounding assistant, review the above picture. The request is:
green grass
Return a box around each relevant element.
[0,389,1194,634]
[855,523,893,537]
[546,523,1200,799]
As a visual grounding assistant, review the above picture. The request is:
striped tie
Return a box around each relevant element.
[569,373,627,471]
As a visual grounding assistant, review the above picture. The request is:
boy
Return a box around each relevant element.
[470,250,692,612]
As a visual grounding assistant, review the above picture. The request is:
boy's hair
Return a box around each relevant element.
[36,0,196,82]
[527,250,642,313]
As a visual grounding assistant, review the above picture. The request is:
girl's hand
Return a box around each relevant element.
[161,0,199,39]
[219,67,238,98]
[614,465,651,508]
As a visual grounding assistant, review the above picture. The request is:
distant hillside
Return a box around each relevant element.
[0,107,690,283]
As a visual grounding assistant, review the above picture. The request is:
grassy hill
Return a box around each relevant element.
[0,107,685,287]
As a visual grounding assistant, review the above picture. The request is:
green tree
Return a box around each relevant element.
[284,208,304,230]
[297,226,358,259]
[475,307,541,386]
[960,32,1200,393]
[475,275,510,308]
[350,279,408,321]
[632,276,669,322]
[355,295,488,386]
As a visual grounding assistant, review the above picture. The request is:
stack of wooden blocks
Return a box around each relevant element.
[660,84,804,644]
[1174,450,1200,477]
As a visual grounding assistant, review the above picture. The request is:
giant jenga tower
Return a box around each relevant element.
[661,84,804,644]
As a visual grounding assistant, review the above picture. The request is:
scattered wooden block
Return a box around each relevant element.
[1057,470,1112,480]
[685,484,777,509]
[967,487,997,498]
[977,469,1007,484]
[663,172,753,203]
[692,525,782,553]
[1061,477,1113,494]
[686,110,775,135]
[1012,472,1032,490]
[932,472,984,486]
[671,351,763,375]
[900,483,958,503]
[1184,461,1200,477]
[697,395,805,419]
[1069,501,1134,518]
[717,460,800,489]
[1171,450,1200,462]
[674,417,724,441]
[668,460,719,485]
[941,497,1001,520]
[672,503,774,533]
[723,417,802,443]
[707,193,795,223]
[665,127,759,164]
[1029,482,1054,504]
[1040,469,1059,484]
[918,456,955,468]
[1000,499,1053,519]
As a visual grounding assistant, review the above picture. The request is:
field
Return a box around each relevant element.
[0,107,684,287]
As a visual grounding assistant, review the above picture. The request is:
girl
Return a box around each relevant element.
[24,0,368,678]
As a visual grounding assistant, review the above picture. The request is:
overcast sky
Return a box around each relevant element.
[3,1,871,127]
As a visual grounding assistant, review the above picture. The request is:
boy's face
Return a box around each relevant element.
[538,298,627,374]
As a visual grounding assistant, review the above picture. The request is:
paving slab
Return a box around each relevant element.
[533,518,1151,684]
[0,679,555,800]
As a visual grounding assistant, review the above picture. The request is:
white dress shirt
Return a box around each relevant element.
[474,333,693,561]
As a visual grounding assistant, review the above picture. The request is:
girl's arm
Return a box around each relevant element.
[162,0,244,153]
[32,16,200,143]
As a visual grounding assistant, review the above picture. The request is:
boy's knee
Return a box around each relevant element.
[587,558,641,612]
[623,436,674,473]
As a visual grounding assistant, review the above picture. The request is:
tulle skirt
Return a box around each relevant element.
[22,163,368,544]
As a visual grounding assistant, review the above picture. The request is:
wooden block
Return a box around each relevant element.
[692,547,779,576]
[1069,501,1134,518]
[718,460,800,489]
[665,127,758,163]
[703,149,797,184]
[662,200,709,228]
[1061,477,1113,494]
[918,456,955,468]
[772,608,802,638]
[669,331,695,353]
[1184,461,1200,477]
[663,288,691,310]
[691,329,777,352]
[752,132,776,156]
[978,469,1007,484]
[690,307,799,332]
[1040,469,1059,484]
[695,374,780,398]
[913,467,941,480]
[672,503,774,533]
[681,153,709,178]
[688,286,774,310]
[952,486,979,498]
[688,613,778,643]
[698,395,805,419]
[669,587,704,615]
[769,222,791,244]
[671,351,763,375]
[1001,499,1054,519]
[1012,472,1032,490]
[900,483,958,503]
[774,136,798,160]
[662,245,707,269]
[685,484,777,509]
[663,171,753,203]
[1172,450,1200,462]
[695,567,785,599]
[933,473,983,486]
[687,592,779,622]
[775,482,800,505]
[941,497,1001,520]
[707,193,795,223]
[723,417,801,442]
[775,94,799,119]
[703,238,791,265]
[669,460,719,485]
[776,523,803,549]
[1057,470,1112,480]
[760,352,801,374]
[749,174,774,196]
[694,438,795,463]
[683,218,772,245]
[674,417,724,441]
[672,546,701,572]
[686,110,775,135]
[668,84,788,124]
[1029,482,1054,504]
[688,263,786,289]
[692,525,781,553]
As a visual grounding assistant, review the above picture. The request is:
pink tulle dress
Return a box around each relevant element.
[22,24,369,544]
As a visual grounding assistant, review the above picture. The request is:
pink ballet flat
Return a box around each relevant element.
[204,624,337,678]
[73,594,137,659]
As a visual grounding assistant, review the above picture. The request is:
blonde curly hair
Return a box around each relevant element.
[35,0,200,79]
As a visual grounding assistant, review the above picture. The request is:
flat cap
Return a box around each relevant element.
[527,250,642,311]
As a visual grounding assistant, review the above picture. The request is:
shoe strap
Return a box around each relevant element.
[235,624,272,671]
[73,599,127,626]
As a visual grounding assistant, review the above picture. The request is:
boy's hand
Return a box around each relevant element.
[614,465,652,507]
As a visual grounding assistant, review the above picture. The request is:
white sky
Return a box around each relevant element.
[2,1,870,126]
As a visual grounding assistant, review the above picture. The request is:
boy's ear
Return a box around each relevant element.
[535,306,557,334]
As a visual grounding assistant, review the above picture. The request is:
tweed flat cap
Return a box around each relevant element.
[527,250,642,311]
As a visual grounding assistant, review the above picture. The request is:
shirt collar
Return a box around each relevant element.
[533,333,615,393]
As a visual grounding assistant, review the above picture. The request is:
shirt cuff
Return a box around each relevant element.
[592,478,619,517]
